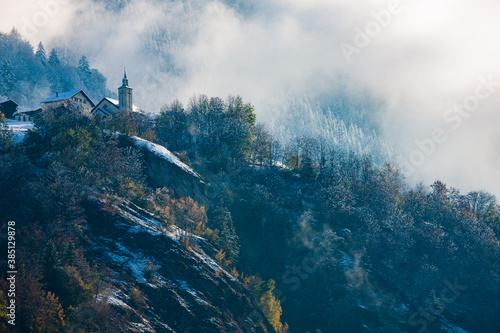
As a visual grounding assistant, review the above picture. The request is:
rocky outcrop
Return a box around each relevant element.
[86,199,274,333]
[132,136,209,205]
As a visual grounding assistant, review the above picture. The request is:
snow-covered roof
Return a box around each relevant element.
[104,97,119,105]
[41,90,81,103]
[41,90,95,107]
[13,107,42,115]
[0,99,18,105]
[103,97,141,112]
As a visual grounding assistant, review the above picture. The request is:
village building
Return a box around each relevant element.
[92,70,140,118]
[41,90,95,113]
[13,107,43,121]
[0,99,19,118]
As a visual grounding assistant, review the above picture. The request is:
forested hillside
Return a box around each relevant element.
[0,106,278,332]
[155,96,500,332]
[0,29,110,106]
[0,48,499,333]
[1,92,497,332]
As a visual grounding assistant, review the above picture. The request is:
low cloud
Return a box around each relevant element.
[2,0,500,196]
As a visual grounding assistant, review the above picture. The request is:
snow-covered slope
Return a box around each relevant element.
[86,198,273,333]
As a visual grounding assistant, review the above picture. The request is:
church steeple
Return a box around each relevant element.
[122,67,129,87]
[118,67,132,112]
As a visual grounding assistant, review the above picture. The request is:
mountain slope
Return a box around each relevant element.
[85,198,274,333]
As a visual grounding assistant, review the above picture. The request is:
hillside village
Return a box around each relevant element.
[1,70,140,122]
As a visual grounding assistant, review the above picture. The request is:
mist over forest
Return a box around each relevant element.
[3,0,500,196]
[1,1,500,332]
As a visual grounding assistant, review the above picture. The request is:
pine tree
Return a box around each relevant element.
[35,42,47,64]
[66,240,78,266]
[212,202,240,262]
[77,55,94,93]
[9,27,21,39]
[78,55,91,75]
[44,241,61,283]
[48,48,60,66]
[0,60,16,92]
[224,96,256,162]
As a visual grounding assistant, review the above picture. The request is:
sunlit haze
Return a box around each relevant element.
[2,0,500,196]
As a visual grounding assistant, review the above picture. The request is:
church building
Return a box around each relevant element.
[92,70,140,117]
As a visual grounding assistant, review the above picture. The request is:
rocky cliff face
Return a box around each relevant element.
[132,136,209,205]
[85,198,274,333]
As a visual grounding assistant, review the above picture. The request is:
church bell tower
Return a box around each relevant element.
[118,68,133,112]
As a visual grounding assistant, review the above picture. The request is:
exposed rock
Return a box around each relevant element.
[85,198,274,333]
[131,136,209,205]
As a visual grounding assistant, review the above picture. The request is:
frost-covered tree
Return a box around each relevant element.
[156,100,190,151]
[35,42,47,64]
[77,55,92,84]
[78,56,91,75]
[251,123,274,166]
[0,60,16,93]
[224,95,256,161]
[212,202,240,262]
[465,191,496,217]
[48,48,60,66]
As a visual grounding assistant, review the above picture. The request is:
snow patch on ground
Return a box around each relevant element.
[190,248,238,282]
[171,289,193,314]
[101,289,132,310]
[128,322,155,333]
[128,259,149,284]
[106,251,129,265]
[99,236,153,286]
[115,205,163,236]
[132,136,201,179]
[164,224,204,243]
[102,290,158,332]
[106,200,240,292]
[176,280,211,307]
[6,119,34,142]
[107,294,132,310]
[115,201,205,244]
[191,249,220,272]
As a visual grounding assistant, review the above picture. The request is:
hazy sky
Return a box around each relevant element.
[2,0,500,196]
